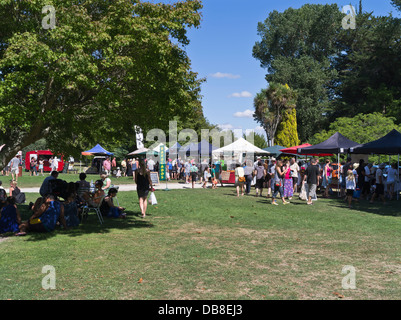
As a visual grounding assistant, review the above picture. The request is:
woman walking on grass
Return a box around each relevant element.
[234,163,245,197]
[283,160,293,200]
[135,159,153,218]
[272,160,290,206]
[202,166,210,189]
[254,161,266,197]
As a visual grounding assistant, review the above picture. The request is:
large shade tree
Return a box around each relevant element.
[253,4,343,142]
[0,0,204,167]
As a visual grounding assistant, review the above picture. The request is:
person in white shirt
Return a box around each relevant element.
[234,163,245,197]
[10,155,20,182]
[386,163,397,201]
[362,163,373,200]
[51,156,59,173]
[147,158,155,172]
[370,163,386,205]
[345,169,356,208]
[290,158,300,193]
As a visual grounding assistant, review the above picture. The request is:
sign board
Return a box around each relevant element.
[150,171,160,185]
[159,145,166,181]
[220,171,231,181]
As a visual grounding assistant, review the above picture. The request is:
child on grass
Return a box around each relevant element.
[346,169,356,208]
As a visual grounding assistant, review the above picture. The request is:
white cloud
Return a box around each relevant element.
[233,109,254,118]
[217,123,234,131]
[229,91,253,98]
[254,126,265,134]
[210,72,240,79]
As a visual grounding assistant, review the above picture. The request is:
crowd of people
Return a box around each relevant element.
[0,170,130,236]
[0,152,399,236]
[224,156,400,208]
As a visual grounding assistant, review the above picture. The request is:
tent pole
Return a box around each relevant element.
[338,153,340,197]
[398,154,400,200]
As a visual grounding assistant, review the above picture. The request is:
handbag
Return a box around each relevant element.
[149,192,157,205]
[238,176,246,183]
[353,189,361,199]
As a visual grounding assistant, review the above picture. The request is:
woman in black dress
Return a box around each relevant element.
[135,159,153,218]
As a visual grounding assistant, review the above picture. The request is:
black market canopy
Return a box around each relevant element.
[297,132,359,155]
[350,129,401,155]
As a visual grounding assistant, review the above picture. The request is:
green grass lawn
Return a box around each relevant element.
[1,184,401,300]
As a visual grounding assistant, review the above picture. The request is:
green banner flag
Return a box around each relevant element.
[159,145,166,181]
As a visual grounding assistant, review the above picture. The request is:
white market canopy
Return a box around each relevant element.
[212,138,270,155]
[153,143,169,153]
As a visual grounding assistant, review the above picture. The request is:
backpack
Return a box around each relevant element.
[0,188,7,202]
[0,189,7,208]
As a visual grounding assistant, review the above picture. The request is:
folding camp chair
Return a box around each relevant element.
[82,195,105,224]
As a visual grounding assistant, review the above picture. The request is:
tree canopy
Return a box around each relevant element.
[253,82,297,147]
[253,4,343,142]
[253,1,401,144]
[0,0,204,167]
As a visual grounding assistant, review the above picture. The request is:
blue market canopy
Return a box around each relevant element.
[263,145,285,157]
[350,129,401,155]
[168,142,182,154]
[197,139,218,156]
[181,140,217,156]
[82,144,113,156]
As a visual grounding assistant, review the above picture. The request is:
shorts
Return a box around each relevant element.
[375,184,384,195]
[190,172,197,181]
[306,183,317,199]
[255,178,264,189]
[292,177,298,185]
[28,219,48,232]
[346,189,354,196]
[11,167,19,174]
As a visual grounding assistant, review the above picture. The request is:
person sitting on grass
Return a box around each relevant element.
[9,180,25,204]
[63,192,80,227]
[18,194,67,234]
[100,188,126,219]
[0,197,21,235]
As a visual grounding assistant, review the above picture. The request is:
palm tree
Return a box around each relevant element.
[253,83,297,146]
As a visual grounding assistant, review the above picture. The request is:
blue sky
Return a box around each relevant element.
[180,0,400,137]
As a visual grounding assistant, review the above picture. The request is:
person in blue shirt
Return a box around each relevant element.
[39,171,59,197]
[0,197,21,234]
[18,194,67,234]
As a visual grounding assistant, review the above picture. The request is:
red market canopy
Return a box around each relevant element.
[280,144,333,157]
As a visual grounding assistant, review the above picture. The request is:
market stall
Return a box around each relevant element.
[212,138,270,184]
